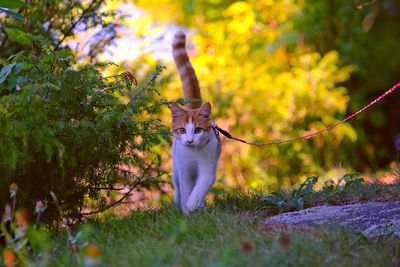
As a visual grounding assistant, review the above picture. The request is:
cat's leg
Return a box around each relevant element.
[179,167,196,214]
[185,165,216,213]
[172,168,180,208]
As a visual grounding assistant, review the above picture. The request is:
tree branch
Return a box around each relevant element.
[129,65,165,104]
[80,178,142,216]
[54,0,98,50]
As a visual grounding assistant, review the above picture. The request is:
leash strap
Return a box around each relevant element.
[214,81,400,146]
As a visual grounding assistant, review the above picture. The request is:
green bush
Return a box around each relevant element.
[0,37,170,223]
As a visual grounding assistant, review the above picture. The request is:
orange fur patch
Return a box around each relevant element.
[171,104,212,131]
[172,31,202,109]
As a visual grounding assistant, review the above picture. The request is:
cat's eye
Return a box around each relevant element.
[177,128,186,134]
[194,127,203,134]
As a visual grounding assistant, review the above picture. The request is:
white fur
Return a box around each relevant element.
[172,121,221,214]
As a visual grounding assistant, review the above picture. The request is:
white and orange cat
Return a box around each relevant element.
[171,31,221,214]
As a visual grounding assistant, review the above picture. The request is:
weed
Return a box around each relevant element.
[259,176,318,213]
[0,186,102,266]
[260,172,400,215]
[320,172,365,199]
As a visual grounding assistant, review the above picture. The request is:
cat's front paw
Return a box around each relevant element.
[184,198,205,214]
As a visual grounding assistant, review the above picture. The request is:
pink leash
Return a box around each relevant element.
[214,81,400,146]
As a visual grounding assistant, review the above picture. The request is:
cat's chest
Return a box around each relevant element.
[173,136,220,162]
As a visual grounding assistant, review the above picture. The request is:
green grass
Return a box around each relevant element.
[49,198,399,267]
[4,177,399,266]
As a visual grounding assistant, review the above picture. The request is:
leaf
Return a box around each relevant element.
[14,63,23,74]
[40,53,53,63]
[22,63,32,71]
[5,28,33,44]
[7,75,26,90]
[0,7,24,21]
[296,198,304,210]
[299,176,318,193]
[55,50,72,58]
[0,63,16,84]
[0,0,23,9]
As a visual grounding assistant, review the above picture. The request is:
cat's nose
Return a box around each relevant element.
[186,140,193,145]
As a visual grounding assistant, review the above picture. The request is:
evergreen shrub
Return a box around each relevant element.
[0,38,170,223]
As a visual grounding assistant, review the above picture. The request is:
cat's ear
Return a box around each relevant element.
[198,102,211,118]
[171,104,185,119]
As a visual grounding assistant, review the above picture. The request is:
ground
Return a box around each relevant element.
[49,183,400,267]
[265,201,400,238]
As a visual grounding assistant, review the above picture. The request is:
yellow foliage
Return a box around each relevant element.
[129,0,356,191]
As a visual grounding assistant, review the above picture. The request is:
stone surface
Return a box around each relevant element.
[264,201,400,238]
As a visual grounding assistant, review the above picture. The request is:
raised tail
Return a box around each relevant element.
[172,31,202,109]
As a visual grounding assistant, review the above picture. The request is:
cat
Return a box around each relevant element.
[171,31,221,214]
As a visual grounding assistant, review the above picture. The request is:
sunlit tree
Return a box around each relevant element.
[133,0,357,189]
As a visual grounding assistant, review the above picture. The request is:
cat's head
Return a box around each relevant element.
[171,102,213,146]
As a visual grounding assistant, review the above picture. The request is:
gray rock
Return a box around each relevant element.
[264,201,400,238]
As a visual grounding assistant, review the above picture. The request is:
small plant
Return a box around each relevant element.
[314,172,370,204]
[1,186,102,266]
[260,173,367,214]
[260,176,318,213]
[320,172,365,199]
[1,184,49,266]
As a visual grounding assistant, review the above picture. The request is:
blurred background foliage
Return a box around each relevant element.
[1,0,399,197]
[130,0,400,189]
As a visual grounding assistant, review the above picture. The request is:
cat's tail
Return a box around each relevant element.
[172,31,202,109]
